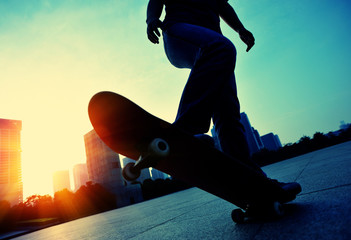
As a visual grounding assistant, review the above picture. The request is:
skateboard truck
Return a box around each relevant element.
[122,138,170,181]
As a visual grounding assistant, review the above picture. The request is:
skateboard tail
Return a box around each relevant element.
[88,91,170,160]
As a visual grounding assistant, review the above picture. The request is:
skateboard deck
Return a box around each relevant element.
[88,91,295,222]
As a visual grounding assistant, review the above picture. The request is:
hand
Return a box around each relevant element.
[238,28,255,52]
[147,19,163,44]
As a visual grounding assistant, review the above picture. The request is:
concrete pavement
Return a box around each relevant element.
[12,141,351,240]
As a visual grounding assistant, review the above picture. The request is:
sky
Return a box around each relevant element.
[1,0,350,199]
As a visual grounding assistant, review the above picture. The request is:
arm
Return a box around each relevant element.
[219,2,255,52]
[146,0,164,44]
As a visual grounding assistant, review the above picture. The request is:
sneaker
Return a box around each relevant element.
[269,179,302,196]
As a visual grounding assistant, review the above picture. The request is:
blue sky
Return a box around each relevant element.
[1,0,350,197]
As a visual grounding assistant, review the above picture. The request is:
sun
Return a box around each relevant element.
[21,113,89,199]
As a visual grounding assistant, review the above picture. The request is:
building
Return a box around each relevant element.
[240,113,263,155]
[84,130,143,207]
[252,127,264,149]
[211,113,282,155]
[122,158,152,185]
[53,170,71,193]
[84,130,123,187]
[0,118,23,206]
[150,168,170,180]
[73,163,89,191]
[261,133,282,151]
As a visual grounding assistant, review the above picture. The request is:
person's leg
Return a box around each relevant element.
[212,72,266,175]
[163,23,266,175]
[162,23,301,196]
[163,23,236,134]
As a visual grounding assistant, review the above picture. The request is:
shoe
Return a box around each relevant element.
[269,179,302,196]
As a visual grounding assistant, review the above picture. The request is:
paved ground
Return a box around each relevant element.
[7,141,351,239]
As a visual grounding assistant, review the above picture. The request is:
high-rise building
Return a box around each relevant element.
[252,128,264,149]
[150,168,170,180]
[53,170,71,193]
[122,158,152,184]
[84,130,143,207]
[84,130,123,187]
[261,133,282,151]
[73,163,89,191]
[0,118,23,206]
[240,113,263,155]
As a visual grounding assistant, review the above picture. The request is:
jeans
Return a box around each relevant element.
[162,23,264,175]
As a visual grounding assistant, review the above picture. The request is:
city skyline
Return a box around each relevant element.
[2,113,349,202]
[1,0,350,198]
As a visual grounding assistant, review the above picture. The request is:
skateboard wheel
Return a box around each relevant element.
[272,201,285,217]
[231,209,246,224]
[122,162,140,181]
[149,138,170,157]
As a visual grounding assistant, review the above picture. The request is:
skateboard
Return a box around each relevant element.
[88,91,296,223]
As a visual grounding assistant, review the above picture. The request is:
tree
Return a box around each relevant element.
[0,200,13,232]
[54,189,78,221]
[298,135,311,145]
[312,132,329,149]
[21,195,56,219]
[74,182,117,217]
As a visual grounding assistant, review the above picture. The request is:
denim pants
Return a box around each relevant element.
[162,23,264,174]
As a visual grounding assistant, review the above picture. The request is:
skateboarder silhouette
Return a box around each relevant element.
[146,0,301,195]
